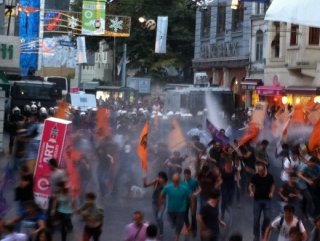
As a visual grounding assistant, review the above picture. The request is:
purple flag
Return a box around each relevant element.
[206,119,230,147]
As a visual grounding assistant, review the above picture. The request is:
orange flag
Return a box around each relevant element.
[137,122,149,172]
[96,107,111,141]
[308,119,320,152]
[54,100,69,120]
[167,118,187,152]
[291,104,305,125]
[238,122,260,147]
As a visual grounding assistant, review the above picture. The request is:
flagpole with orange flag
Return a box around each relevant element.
[137,122,149,173]
[54,100,69,120]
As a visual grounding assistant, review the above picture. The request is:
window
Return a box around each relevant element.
[256,30,263,62]
[201,8,211,37]
[256,3,262,14]
[217,5,226,35]
[271,22,280,58]
[309,27,320,45]
[232,7,244,32]
[290,24,299,46]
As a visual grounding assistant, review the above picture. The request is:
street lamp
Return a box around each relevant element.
[190,0,214,10]
[138,16,146,23]
[231,0,240,10]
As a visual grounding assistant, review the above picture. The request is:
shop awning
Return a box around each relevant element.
[285,86,320,96]
[241,78,263,90]
[256,85,284,96]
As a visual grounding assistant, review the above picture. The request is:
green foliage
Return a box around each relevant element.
[71,0,196,83]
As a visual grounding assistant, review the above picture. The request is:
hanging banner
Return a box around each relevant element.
[105,15,131,37]
[77,36,87,64]
[155,16,168,54]
[81,0,106,35]
[33,117,72,209]
[18,0,40,76]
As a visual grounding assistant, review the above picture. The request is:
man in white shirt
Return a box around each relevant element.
[1,223,27,241]
[263,205,308,241]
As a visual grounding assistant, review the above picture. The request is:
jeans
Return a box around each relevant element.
[253,199,272,238]
[83,225,102,241]
[152,203,165,236]
[300,188,314,217]
[221,185,235,218]
[168,212,185,235]
[58,212,73,241]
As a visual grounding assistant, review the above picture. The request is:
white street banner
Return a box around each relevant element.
[77,36,87,64]
[155,16,168,54]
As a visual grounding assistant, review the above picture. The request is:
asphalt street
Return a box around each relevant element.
[0,134,315,241]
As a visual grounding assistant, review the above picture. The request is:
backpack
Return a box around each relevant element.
[277,216,301,232]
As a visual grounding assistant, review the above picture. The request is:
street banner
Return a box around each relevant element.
[137,122,149,172]
[155,16,168,54]
[105,15,131,37]
[81,0,106,35]
[77,36,87,64]
[33,117,72,209]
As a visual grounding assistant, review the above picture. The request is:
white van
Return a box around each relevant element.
[68,92,97,111]
[44,76,68,96]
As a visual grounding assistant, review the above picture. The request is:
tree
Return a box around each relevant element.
[71,0,196,83]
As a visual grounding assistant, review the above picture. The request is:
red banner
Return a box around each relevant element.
[33,117,72,209]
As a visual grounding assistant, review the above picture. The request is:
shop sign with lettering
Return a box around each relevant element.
[201,41,239,59]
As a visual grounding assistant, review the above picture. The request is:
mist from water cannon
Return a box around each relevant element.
[205,91,228,130]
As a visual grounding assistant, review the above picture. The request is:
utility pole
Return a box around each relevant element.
[121,43,127,87]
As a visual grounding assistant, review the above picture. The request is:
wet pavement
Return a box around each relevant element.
[0,133,315,241]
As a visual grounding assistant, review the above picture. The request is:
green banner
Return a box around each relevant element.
[81,0,106,35]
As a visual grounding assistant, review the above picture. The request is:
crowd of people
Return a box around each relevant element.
[1,98,320,241]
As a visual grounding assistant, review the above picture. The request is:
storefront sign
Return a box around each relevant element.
[256,85,284,96]
[33,117,72,209]
[240,79,263,90]
[200,41,239,59]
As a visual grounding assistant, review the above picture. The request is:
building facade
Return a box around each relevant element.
[193,0,253,106]
[263,22,320,105]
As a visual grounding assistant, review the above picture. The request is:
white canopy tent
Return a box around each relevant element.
[265,0,320,28]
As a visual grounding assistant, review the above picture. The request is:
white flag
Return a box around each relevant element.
[155,16,168,54]
[77,37,87,64]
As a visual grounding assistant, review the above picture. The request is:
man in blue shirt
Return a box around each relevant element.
[161,173,192,241]
[183,169,199,237]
